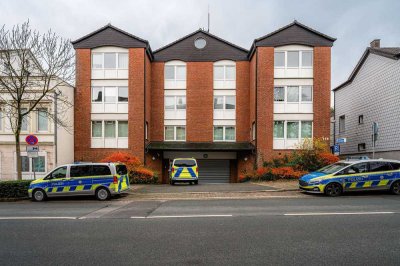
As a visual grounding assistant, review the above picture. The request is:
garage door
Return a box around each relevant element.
[197,160,230,183]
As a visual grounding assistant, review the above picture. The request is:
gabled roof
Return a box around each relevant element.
[333,47,400,91]
[153,29,249,62]
[249,20,336,58]
[72,24,153,59]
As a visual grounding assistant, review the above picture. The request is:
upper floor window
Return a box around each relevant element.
[92,87,128,103]
[214,126,235,142]
[92,52,128,69]
[164,126,186,141]
[165,61,186,89]
[274,50,313,68]
[21,108,29,132]
[214,96,235,110]
[214,60,236,89]
[358,115,364,125]
[37,108,48,132]
[165,96,186,110]
[91,120,128,148]
[0,108,3,131]
[339,115,345,133]
[274,86,312,103]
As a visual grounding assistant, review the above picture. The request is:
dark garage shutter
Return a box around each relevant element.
[197,160,230,183]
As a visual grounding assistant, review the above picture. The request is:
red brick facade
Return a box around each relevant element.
[73,22,333,183]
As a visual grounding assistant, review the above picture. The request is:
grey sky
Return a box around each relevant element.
[2,0,399,89]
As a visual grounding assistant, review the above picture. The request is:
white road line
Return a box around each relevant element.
[0,216,77,220]
[284,211,395,216]
[131,214,233,219]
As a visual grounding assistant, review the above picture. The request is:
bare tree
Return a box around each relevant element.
[0,21,74,180]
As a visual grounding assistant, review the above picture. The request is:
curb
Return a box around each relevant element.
[0,197,29,202]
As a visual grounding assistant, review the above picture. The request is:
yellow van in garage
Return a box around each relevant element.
[170,158,198,185]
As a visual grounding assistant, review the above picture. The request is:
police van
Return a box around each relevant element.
[169,158,199,185]
[299,159,400,196]
[28,162,130,201]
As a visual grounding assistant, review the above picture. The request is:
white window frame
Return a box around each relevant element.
[339,115,345,133]
[273,120,313,149]
[213,60,236,89]
[14,151,47,175]
[213,126,236,142]
[92,86,128,103]
[37,108,49,133]
[0,108,3,131]
[273,86,313,103]
[164,61,186,82]
[164,125,186,142]
[164,96,186,110]
[91,52,128,70]
[213,95,236,110]
[91,120,128,148]
[274,50,313,69]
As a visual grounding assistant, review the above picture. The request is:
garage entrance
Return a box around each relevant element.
[197,160,230,183]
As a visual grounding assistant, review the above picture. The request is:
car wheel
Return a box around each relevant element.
[170,180,175,185]
[324,183,342,197]
[95,187,110,201]
[32,189,47,202]
[390,181,400,195]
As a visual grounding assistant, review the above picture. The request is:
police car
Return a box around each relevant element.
[170,158,198,185]
[299,159,400,196]
[28,163,130,201]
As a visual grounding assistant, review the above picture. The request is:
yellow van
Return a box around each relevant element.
[170,158,198,185]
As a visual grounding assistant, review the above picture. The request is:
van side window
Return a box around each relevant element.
[92,165,111,176]
[46,166,67,179]
[70,165,92,178]
[369,162,392,172]
[344,163,368,174]
[390,162,400,170]
[116,165,128,175]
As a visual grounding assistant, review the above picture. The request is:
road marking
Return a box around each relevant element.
[78,201,131,219]
[284,211,395,216]
[131,214,233,219]
[0,216,77,220]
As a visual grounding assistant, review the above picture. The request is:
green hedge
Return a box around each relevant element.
[0,180,31,198]
[129,173,159,184]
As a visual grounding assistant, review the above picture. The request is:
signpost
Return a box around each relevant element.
[25,135,39,179]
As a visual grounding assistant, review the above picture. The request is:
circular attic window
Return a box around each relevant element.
[194,37,207,49]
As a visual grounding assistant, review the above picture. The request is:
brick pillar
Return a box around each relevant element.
[150,62,165,141]
[236,61,250,142]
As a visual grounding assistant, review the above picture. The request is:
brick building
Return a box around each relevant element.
[72,21,335,183]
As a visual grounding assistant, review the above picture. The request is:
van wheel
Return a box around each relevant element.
[194,180,198,185]
[170,180,175,185]
[32,189,47,202]
[324,183,342,197]
[390,181,400,195]
[95,187,110,201]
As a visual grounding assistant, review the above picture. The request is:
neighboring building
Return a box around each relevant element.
[334,39,400,159]
[0,53,74,180]
[72,21,335,183]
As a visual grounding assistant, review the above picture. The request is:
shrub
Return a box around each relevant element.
[130,167,158,184]
[270,167,307,180]
[0,180,31,199]
[100,152,141,172]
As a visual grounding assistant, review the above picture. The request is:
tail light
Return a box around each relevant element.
[172,167,175,172]
[113,175,118,184]
[196,167,198,173]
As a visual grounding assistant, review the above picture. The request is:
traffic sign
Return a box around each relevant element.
[25,135,39,146]
[336,138,347,144]
[26,146,39,152]
[333,144,340,155]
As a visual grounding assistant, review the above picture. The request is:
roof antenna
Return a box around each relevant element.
[207,4,210,32]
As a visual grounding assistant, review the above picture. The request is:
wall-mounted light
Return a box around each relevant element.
[244,157,248,161]
[152,156,156,161]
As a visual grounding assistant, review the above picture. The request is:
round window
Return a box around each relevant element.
[194,37,207,49]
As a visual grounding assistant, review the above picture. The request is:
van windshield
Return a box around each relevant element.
[116,165,128,175]
[316,163,350,174]
[174,160,196,167]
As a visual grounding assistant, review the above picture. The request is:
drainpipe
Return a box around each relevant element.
[143,49,147,165]
[255,49,258,168]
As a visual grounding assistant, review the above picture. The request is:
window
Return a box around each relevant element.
[92,121,102,137]
[213,96,236,110]
[70,165,92,178]
[287,51,299,67]
[287,121,299,139]
[390,162,400,170]
[46,166,67,179]
[339,115,345,133]
[358,143,366,151]
[21,108,28,131]
[20,155,46,173]
[213,126,236,141]
[165,65,186,81]
[165,96,186,110]
[194,37,207,49]
[92,87,103,102]
[92,52,128,69]
[274,52,285,67]
[301,121,312,138]
[92,165,112,176]
[274,87,285,102]
[214,65,236,80]
[104,121,116,138]
[358,115,364,124]
[252,122,256,140]
[21,156,29,172]
[118,87,128,102]
[346,163,368,174]
[145,121,149,140]
[369,162,392,173]
[118,121,128,137]
[302,51,313,67]
[116,164,128,175]
[164,126,186,141]
[104,87,117,103]
[174,159,196,167]
[301,86,312,102]
[287,86,299,102]
[37,108,48,132]
[274,121,284,138]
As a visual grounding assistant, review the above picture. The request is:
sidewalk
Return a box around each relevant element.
[125,180,301,200]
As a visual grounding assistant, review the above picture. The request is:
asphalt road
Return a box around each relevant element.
[1,195,400,265]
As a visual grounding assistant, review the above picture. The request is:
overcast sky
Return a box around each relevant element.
[2,0,400,90]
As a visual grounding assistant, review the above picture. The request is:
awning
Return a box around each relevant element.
[146,142,255,151]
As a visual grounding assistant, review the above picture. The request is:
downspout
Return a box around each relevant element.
[143,49,147,165]
[255,49,258,168]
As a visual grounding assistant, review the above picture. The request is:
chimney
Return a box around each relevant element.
[370,39,380,48]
